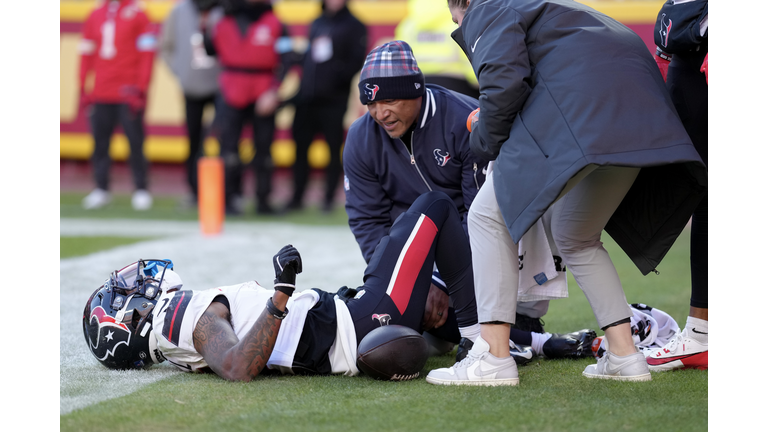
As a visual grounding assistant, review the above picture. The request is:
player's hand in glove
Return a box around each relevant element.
[273,244,302,296]
[700,53,708,84]
[466,107,480,132]
[654,47,672,82]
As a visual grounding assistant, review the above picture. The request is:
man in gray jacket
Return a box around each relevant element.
[426,0,706,386]
[159,0,223,206]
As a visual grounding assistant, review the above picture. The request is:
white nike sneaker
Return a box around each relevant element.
[426,336,519,386]
[132,189,153,211]
[82,188,111,210]
[583,351,652,382]
[644,328,708,371]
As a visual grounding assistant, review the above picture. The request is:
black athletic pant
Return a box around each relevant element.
[183,93,217,199]
[346,191,478,345]
[289,99,347,207]
[89,103,148,191]
[217,97,275,208]
[668,49,708,310]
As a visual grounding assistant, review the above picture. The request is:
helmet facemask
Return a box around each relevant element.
[83,259,174,370]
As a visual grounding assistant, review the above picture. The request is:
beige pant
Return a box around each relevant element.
[469,165,640,329]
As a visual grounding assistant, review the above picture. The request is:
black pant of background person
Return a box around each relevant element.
[286,99,347,212]
[183,93,217,204]
[217,97,276,215]
[89,103,148,191]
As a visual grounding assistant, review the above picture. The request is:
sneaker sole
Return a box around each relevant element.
[647,351,708,372]
[425,376,519,386]
[582,370,652,382]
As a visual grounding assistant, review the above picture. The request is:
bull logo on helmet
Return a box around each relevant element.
[364,83,380,101]
[433,149,451,167]
[85,306,132,361]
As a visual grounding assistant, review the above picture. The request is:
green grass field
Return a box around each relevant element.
[60,191,707,431]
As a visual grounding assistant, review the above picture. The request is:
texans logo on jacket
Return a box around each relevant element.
[372,313,391,326]
[433,149,451,167]
[364,83,380,101]
[658,13,672,48]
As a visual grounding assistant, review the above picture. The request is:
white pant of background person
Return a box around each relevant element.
[469,164,641,329]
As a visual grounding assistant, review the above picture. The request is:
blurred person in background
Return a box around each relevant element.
[201,0,292,215]
[394,0,478,99]
[160,0,224,209]
[78,0,157,211]
[282,0,367,214]
[645,0,708,372]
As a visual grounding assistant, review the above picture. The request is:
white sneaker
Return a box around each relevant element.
[132,189,153,211]
[644,328,708,371]
[82,188,111,210]
[583,351,652,382]
[426,336,519,386]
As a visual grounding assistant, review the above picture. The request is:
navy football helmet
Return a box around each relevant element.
[82,259,175,370]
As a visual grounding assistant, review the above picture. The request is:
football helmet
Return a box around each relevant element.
[82,259,175,370]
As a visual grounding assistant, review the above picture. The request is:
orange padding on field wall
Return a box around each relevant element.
[198,157,224,235]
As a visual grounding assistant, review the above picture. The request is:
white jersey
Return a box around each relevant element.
[149,281,357,375]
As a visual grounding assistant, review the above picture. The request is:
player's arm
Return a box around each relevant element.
[78,13,98,103]
[466,6,531,162]
[193,292,288,381]
[158,7,177,75]
[192,245,302,381]
[135,12,157,98]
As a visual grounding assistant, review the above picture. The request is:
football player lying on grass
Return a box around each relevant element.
[83,191,594,381]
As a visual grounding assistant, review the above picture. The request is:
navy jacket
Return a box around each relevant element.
[344,85,489,263]
[452,0,707,274]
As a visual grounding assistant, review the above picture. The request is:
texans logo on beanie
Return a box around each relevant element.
[364,83,380,101]
[358,40,425,104]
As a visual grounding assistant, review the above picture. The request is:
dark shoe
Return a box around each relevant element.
[256,202,275,215]
[456,337,473,362]
[225,195,244,216]
[512,313,545,333]
[543,329,597,359]
[455,337,534,365]
[280,200,303,214]
[225,205,242,216]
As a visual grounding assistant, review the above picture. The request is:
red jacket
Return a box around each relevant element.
[212,11,283,108]
[79,0,156,103]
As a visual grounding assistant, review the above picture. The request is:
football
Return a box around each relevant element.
[356,325,429,381]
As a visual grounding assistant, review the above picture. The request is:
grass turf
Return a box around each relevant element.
[60,191,350,226]
[60,193,707,431]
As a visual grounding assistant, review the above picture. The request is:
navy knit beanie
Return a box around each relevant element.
[358,40,425,105]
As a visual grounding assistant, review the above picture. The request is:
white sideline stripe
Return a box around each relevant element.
[386,214,425,297]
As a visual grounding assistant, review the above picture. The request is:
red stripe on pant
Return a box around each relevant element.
[388,215,438,314]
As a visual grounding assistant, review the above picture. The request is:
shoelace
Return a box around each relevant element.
[661,329,683,352]
[454,349,483,368]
